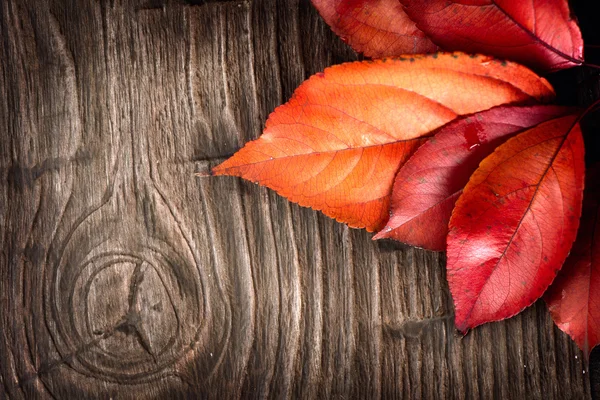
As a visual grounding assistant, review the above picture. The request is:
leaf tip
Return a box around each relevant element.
[455,320,470,336]
[372,228,391,241]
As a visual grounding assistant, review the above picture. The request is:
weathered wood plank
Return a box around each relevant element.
[0,0,596,399]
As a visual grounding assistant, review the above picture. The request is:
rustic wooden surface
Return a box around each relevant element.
[0,0,597,398]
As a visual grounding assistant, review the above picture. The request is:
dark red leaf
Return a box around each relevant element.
[545,165,600,354]
[446,114,585,333]
[400,0,584,72]
[374,105,573,251]
[311,0,437,58]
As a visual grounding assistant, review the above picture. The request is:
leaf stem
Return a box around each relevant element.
[578,98,600,122]
[582,62,600,70]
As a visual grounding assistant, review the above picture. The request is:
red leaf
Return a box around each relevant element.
[400,0,584,72]
[374,105,573,251]
[545,165,600,353]
[311,0,437,58]
[213,53,554,232]
[446,114,585,333]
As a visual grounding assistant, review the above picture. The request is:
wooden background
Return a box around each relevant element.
[1,0,599,398]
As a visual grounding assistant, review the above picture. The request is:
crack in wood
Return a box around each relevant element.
[119,261,159,361]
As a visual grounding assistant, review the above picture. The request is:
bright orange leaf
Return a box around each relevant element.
[213,53,555,232]
[447,114,585,333]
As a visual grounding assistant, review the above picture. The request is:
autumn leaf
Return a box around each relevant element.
[212,53,555,231]
[446,114,585,333]
[311,0,437,58]
[374,105,573,251]
[545,164,600,354]
[400,0,584,72]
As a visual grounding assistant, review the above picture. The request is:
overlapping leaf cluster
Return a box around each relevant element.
[211,0,599,354]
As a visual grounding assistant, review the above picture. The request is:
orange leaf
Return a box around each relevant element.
[213,53,555,231]
[311,0,437,58]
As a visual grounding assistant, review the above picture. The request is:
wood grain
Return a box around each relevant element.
[0,0,596,398]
